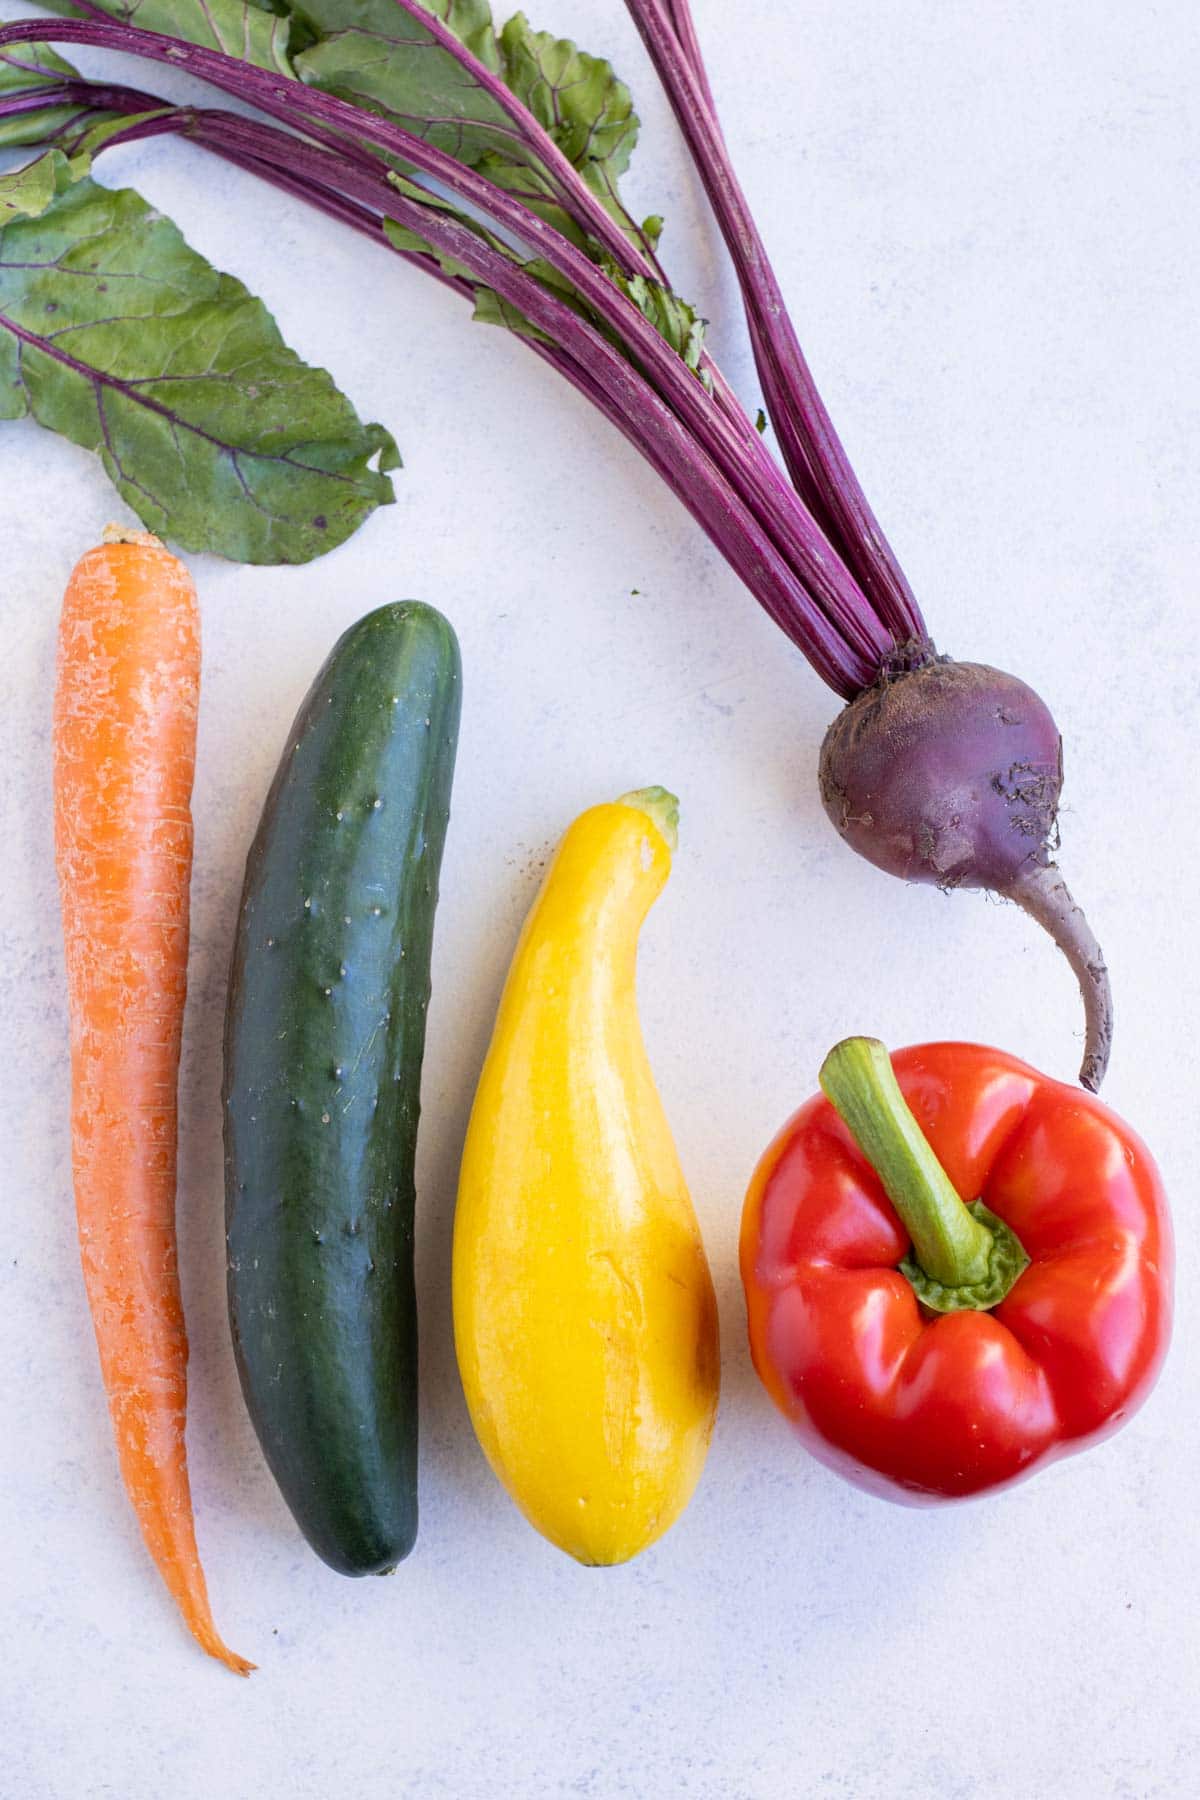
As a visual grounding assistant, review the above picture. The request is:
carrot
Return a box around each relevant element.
[53,526,252,1676]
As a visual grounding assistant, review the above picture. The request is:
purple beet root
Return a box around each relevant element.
[819,658,1112,1090]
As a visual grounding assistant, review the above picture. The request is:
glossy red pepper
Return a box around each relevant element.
[740,1040,1172,1502]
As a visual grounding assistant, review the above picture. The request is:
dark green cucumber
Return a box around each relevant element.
[223,602,460,1576]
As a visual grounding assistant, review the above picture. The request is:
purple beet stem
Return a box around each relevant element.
[624,0,926,651]
[0,13,895,696]
[80,100,825,639]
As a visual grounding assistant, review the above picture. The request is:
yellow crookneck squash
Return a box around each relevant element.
[453,788,720,1566]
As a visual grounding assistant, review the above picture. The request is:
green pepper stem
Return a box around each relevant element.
[819,1038,994,1288]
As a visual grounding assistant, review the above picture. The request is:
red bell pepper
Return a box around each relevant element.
[740,1039,1171,1501]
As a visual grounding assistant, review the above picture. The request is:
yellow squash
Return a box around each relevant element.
[453,788,719,1565]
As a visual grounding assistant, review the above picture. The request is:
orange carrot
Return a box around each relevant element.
[53,526,252,1676]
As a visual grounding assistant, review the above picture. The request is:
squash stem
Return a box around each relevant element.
[617,787,679,853]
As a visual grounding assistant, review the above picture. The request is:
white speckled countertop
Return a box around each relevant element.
[1,2,1196,1794]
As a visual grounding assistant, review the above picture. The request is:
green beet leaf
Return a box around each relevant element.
[36,0,296,75]
[297,3,666,308]
[0,148,70,223]
[497,13,637,182]
[603,261,710,387]
[295,0,515,166]
[296,3,638,206]
[0,153,397,562]
[467,250,708,388]
[296,0,502,72]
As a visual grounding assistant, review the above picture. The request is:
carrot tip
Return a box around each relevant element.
[101,522,168,550]
[192,1617,256,1676]
[208,1644,257,1678]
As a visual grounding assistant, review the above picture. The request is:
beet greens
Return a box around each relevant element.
[0,0,1112,1084]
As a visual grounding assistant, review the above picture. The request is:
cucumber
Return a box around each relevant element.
[223,602,461,1576]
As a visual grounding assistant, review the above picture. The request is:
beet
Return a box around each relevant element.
[819,659,1112,1090]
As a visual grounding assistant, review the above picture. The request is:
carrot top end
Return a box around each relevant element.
[101,522,168,550]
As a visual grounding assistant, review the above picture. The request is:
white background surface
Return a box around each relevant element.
[1,2,1196,1794]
